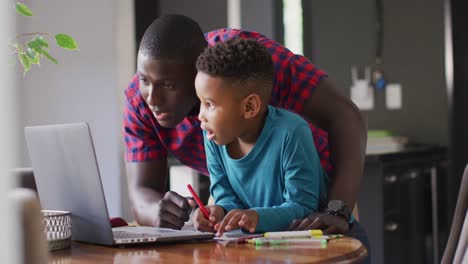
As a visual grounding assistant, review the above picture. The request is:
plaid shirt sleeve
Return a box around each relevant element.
[123,74,167,162]
[274,54,327,113]
[258,37,327,114]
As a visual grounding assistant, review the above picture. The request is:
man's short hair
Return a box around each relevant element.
[196,38,274,99]
[139,14,207,62]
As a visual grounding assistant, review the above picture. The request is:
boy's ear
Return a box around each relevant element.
[242,94,261,119]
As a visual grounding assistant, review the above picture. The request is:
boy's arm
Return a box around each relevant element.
[204,134,244,213]
[252,124,324,232]
[301,77,367,232]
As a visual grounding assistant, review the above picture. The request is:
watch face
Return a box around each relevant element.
[328,200,344,211]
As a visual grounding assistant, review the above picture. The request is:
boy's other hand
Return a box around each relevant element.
[153,191,193,229]
[287,212,350,234]
[214,209,258,237]
[194,205,225,232]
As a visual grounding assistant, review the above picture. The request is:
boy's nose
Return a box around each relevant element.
[198,106,206,121]
[197,111,204,121]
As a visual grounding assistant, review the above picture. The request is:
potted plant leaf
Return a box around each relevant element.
[11,1,79,74]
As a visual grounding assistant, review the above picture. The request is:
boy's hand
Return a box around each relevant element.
[287,212,350,234]
[193,205,225,232]
[214,209,258,236]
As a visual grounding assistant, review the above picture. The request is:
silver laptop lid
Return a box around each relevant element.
[25,122,114,245]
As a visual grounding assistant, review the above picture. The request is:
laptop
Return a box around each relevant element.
[24,122,214,246]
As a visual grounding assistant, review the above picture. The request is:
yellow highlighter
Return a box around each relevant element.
[247,237,327,245]
[263,230,323,239]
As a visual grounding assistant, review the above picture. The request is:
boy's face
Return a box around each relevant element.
[195,72,245,145]
[137,52,198,128]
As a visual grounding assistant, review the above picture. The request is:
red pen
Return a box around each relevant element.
[187,184,210,219]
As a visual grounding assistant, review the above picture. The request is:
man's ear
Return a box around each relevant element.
[242,94,261,119]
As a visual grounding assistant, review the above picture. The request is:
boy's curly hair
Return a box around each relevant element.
[196,38,274,99]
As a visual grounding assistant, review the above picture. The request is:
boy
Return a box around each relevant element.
[193,38,328,235]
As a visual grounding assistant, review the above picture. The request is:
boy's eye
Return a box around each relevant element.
[205,102,213,109]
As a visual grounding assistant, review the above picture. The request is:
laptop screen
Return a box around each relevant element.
[25,122,115,245]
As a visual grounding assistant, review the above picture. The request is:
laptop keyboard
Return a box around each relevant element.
[113,230,161,239]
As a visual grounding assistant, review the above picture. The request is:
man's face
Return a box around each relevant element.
[137,52,198,128]
[195,72,246,146]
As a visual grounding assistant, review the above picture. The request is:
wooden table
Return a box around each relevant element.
[49,237,367,263]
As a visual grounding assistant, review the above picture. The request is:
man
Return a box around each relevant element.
[123,14,367,234]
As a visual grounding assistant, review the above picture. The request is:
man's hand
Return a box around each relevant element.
[193,205,225,232]
[152,191,195,229]
[214,209,259,236]
[287,212,350,234]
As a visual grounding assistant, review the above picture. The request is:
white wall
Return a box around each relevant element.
[1,2,19,262]
[15,0,135,219]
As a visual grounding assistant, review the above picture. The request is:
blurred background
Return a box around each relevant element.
[4,0,467,263]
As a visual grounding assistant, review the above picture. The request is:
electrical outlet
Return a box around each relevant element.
[350,67,374,110]
[386,83,402,109]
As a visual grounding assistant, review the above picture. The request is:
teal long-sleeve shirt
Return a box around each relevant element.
[204,106,328,232]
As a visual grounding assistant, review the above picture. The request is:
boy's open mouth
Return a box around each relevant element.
[206,130,215,141]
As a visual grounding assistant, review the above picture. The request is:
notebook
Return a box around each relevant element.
[24,122,214,246]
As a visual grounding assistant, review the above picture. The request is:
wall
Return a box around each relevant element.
[240,0,278,39]
[15,0,135,218]
[158,0,228,32]
[156,0,278,40]
[305,0,449,146]
[1,2,18,262]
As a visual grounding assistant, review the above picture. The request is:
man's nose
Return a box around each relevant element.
[146,86,163,107]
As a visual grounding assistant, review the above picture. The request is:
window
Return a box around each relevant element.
[282,0,303,55]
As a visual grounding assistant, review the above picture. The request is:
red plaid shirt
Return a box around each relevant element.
[123,29,331,176]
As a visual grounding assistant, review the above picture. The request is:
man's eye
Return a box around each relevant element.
[163,82,175,89]
[139,78,149,85]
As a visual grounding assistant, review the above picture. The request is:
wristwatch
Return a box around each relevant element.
[325,200,352,222]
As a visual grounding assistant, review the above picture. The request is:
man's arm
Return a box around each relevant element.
[126,159,192,229]
[303,77,367,209]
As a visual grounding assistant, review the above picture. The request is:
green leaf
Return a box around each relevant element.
[27,39,43,54]
[54,34,79,50]
[27,37,49,54]
[19,53,31,73]
[15,2,33,17]
[36,37,49,48]
[42,50,58,64]
[26,48,40,64]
